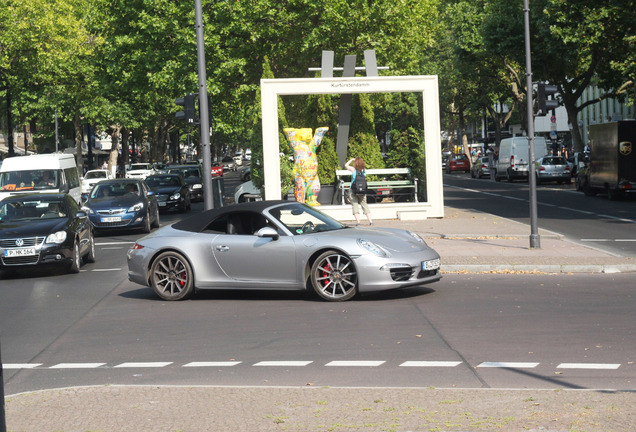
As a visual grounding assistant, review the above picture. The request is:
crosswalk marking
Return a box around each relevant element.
[49,363,106,369]
[326,361,385,367]
[400,361,462,367]
[557,363,620,370]
[254,361,313,367]
[183,361,242,367]
[114,362,173,368]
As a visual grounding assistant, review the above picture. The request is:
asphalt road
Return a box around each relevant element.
[2,174,635,397]
[443,172,636,256]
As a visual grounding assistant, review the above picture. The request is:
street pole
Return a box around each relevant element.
[1,338,6,432]
[524,0,540,249]
[194,0,213,210]
[55,109,59,153]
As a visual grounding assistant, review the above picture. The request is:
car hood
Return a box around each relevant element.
[183,177,202,186]
[86,196,144,210]
[0,218,67,238]
[151,186,181,195]
[312,227,432,254]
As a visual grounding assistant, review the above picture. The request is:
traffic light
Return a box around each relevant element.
[175,93,197,123]
[537,83,559,116]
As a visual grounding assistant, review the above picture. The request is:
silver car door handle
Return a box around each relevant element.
[215,245,230,252]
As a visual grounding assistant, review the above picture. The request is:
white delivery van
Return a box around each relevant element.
[495,136,548,182]
[0,153,82,203]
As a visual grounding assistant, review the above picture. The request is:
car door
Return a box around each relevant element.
[211,212,298,287]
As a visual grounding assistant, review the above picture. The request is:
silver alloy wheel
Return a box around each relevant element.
[69,242,81,273]
[311,251,358,301]
[150,251,194,300]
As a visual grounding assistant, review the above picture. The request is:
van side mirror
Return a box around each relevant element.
[61,183,70,193]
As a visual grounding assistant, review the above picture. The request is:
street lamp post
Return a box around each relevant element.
[524,0,540,249]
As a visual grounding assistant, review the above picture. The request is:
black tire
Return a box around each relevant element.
[506,170,513,183]
[84,230,96,263]
[152,207,160,228]
[310,250,358,302]
[142,212,152,233]
[69,241,81,274]
[150,251,194,301]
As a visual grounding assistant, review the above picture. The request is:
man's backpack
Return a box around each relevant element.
[352,170,368,194]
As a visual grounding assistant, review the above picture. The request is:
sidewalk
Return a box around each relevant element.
[4,206,635,432]
[373,206,636,274]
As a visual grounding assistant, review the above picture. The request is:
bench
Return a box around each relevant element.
[335,168,419,204]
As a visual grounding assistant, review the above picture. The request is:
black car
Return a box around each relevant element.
[145,174,191,213]
[167,165,203,202]
[83,179,160,234]
[0,193,95,274]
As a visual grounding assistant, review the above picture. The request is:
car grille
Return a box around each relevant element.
[157,194,170,201]
[96,209,125,216]
[417,269,439,278]
[93,219,132,228]
[389,266,415,282]
[1,236,44,266]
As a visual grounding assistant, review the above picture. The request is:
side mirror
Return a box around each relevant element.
[61,183,70,193]
[257,226,279,240]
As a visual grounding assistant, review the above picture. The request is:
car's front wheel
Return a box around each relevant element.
[310,250,358,302]
[68,241,81,274]
[150,251,194,301]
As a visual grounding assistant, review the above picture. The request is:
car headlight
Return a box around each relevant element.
[170,193,181,200]
[46,230,67,244]
[192,184,202,189]
[407,231,424,243]
[82,206,94,214]
[128,202,144,212]
[357,238,388,257]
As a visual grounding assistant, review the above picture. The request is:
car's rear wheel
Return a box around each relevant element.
[152,207,160,228]
[150,251,194,301]
[310,250,358,302]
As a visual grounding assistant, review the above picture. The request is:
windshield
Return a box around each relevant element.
[130,164,151,170]
[85,171,107,180]
[0,197,67,221]
[168,168,200,178]
[91,182,140,198]
[0,170,60,192]
[146,176,180,188]
[267,203,345,235]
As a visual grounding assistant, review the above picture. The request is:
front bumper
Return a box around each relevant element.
[1,238,74,268]
[88,211,147,230]
[353,251,442,292]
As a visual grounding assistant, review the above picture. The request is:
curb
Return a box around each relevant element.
[441,264,636,273]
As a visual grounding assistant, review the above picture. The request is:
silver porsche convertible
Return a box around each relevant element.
[127,200,441,301]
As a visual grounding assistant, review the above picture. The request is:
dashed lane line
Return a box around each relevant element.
[2,361,626,370]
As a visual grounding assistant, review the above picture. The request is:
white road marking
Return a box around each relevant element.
[400,361,462,367]
[184,361,242,367]
[3,363,41,369]
[477,362,539,368]
[557,363,621,370]
[114,362,173,368]
[49,363,106,369]
[326,361,385,367]
[96,242,136,246]
[254,361,313,367]
[91,268,122,272]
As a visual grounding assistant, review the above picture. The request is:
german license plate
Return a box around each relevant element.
[158,202,167,207]
[4,248,36,257]
[422,258,440,271]
[101,216,121,223]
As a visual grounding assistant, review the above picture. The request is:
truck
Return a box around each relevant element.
[577,120,636,200]
[495,136,548,182]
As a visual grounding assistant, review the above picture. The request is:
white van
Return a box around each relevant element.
[495,136,548,182]
[0,153,82,203]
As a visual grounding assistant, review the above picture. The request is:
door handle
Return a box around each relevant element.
[215,245,229,252]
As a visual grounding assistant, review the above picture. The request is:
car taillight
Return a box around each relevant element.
[510,155,514,167]
[565,166,570,171]
[131,243,144,250]
[539,166,545,171]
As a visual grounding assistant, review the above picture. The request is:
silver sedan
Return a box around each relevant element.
[127,201,441,301]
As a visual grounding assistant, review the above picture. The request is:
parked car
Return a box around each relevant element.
[166,165,204,202]
[144,174,191,213]
[446,154,470,173]
[240,166,251,182]
[81,169,114,196]
[233,155,243,167]
[234,180,261,203]
[470,156,491,179]
[534,156,571,184]
[0,193,95,274]
[125,163,155,179]
[83,179,160,234]
[127,200,442,301]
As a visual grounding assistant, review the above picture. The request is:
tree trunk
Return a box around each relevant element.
[73,114,84,175]
[109,125,121,177]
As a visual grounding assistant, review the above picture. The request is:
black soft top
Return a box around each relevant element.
[172,200,290,233]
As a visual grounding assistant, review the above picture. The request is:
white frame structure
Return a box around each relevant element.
[260,75,444,219]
